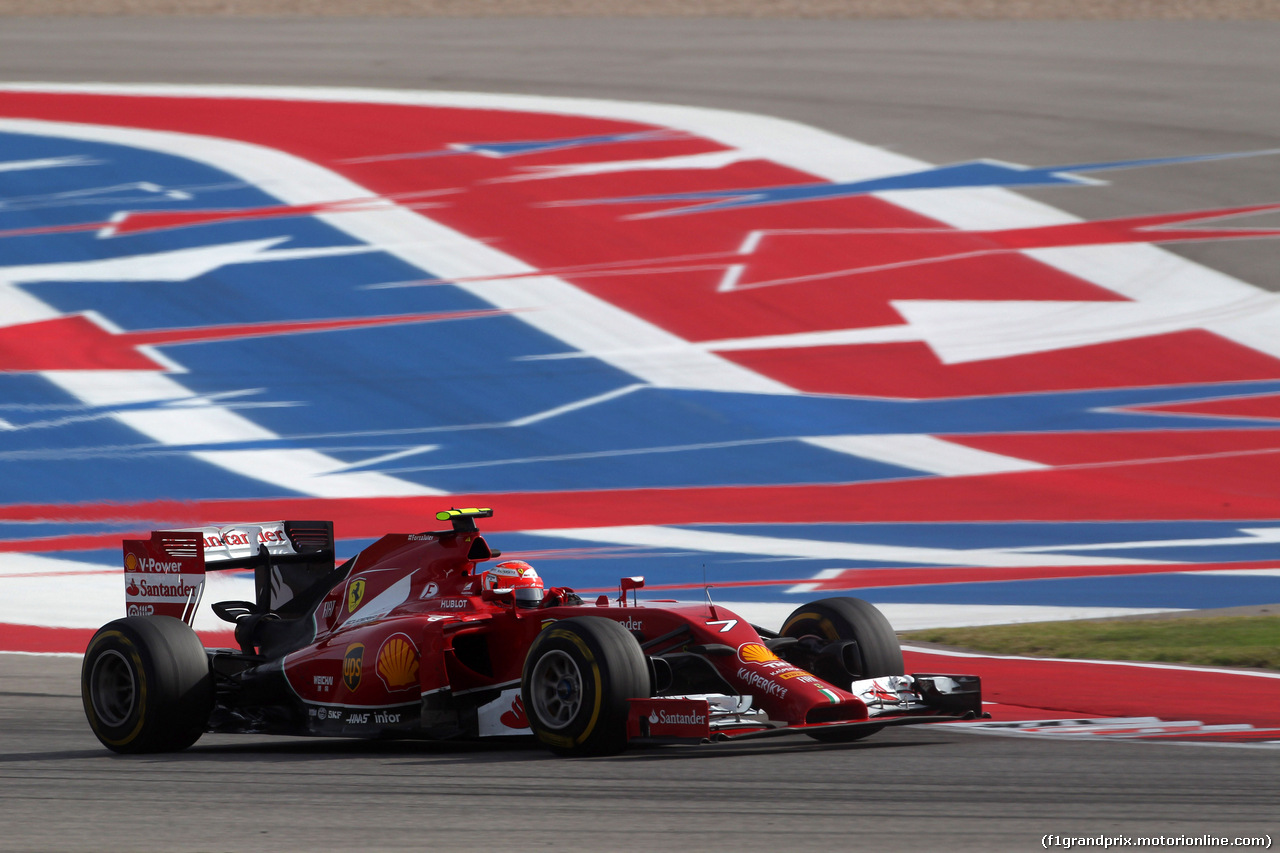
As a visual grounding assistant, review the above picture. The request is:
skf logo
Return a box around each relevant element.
[343,643,364,691]
[737,643,779,665]
[375,633,419,691]
[347,578,366,613]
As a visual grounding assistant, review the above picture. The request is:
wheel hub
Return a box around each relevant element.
[89,649,137,727]
[530,649,584,731]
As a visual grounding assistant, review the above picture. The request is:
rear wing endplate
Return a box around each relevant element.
[123,521,335,624]
[123,530,206,623]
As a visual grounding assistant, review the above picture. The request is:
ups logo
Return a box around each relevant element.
[347,578,366,614]
[343,643,364,691]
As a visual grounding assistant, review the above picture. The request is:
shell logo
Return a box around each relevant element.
[737,642,780,665]
[124,552,138,572]
[376,633,420,692]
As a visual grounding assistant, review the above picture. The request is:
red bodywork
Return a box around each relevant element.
[120,513,980,746]
[276,527,877,733]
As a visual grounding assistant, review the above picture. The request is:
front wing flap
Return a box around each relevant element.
[627,673,983,745]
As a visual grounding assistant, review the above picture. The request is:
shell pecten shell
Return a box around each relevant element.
[737,642,780,664]
[376,633,420,691]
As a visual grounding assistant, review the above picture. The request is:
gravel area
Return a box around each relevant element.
[2,0,1279,18]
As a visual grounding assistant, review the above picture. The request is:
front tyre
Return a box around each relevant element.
[82,616,214,754]
[521,617,650,757]
[781,597,904,743]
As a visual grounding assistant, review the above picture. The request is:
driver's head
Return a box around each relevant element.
[480,560,544,607]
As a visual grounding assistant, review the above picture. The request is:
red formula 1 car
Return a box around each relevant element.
[82,508,983,756]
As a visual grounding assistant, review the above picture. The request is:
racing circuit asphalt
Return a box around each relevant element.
[2,15,1279,851]
[4,654,1278,852]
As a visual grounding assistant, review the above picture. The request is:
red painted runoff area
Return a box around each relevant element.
[905,647,1280,729]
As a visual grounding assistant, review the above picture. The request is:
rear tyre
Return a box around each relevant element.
[521,617,650,757]
[82,616,214,754]
[780,597,904,742]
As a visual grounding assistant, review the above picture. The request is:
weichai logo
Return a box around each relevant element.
[343,643,364,691]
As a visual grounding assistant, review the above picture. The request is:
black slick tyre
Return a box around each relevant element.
[521,616,650,757]
[82,615,214,754]
[781,597,905,742]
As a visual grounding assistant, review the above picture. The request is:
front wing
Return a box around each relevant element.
[627,673,984,744]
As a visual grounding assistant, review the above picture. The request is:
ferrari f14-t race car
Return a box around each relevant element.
[83,508,984,756]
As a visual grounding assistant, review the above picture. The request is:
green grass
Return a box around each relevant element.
[901,615,1280,670]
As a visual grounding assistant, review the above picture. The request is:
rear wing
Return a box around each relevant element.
[123,521,335,624]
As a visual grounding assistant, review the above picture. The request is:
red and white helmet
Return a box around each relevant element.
[480,560,544,607]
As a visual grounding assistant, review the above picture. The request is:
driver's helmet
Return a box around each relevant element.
[480,560,544,608]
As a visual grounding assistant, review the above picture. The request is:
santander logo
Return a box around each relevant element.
[501,696,530,729]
